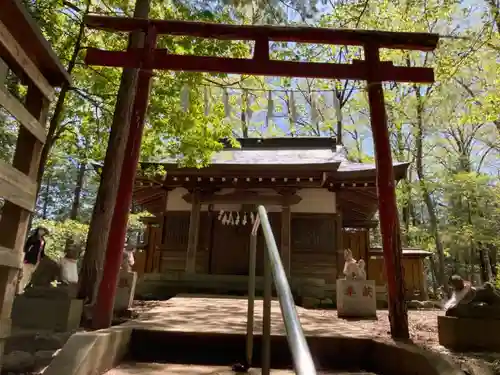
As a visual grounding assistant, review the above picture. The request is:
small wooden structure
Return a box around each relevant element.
[131,137,427,300]
[368,247,430,300]
[0,0,70,368]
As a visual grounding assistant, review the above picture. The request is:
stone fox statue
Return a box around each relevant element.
[343,249,367,280]
[445,274,500,318]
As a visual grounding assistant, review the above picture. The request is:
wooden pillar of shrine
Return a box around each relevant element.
[281,204,291,277]
[335,206,344,279]
[185,189,201,273]
[160,188,170,245]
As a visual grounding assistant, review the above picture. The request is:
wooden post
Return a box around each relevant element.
[78,0,151,306]
[335,206,344,278]
[281,204,291,277]
[365,45,409,339]
[91,1,153,329]
[160,190,169,245]
[185,189,201,273]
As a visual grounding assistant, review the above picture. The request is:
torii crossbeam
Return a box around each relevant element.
[84,14,439,339]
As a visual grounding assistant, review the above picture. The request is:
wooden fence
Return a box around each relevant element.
[0,0,69,368]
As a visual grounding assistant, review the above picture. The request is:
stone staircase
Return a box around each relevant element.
[2,328,75,374]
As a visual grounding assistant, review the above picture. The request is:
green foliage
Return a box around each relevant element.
[32,213,148,259]
[32,218,88,259]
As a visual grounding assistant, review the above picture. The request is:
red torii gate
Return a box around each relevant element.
[84,15,439,339]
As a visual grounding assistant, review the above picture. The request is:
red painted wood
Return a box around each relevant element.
[84,15,439,51]
[85,48,435,83]
[92,26,157,329]
[365,46,409,339]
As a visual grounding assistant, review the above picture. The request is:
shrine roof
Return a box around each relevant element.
[158,137,342,166]
[195,148,344,166]
[143,137,408,179]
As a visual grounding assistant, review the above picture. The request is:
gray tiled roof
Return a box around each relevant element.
[158,143,349,166]
[203,148,345,165]
[337,161,408,172]
[152,140,407,173]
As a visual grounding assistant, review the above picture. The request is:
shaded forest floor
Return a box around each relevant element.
[131,297,500,374]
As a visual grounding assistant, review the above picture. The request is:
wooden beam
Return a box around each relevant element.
[84,15,439,51]
[182,192,302,206]
[0,160,37,212]
[163,179,324,190]
[343,219,379,229]
[86,49,435,83]
[185,189,201,273]
[149,163,338,174]
[0,19,55,100]
[0,87,46,142]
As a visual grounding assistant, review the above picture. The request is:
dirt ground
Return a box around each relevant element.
[130,296,500,374]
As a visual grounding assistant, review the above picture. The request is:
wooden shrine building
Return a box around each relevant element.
[132,137,430,302]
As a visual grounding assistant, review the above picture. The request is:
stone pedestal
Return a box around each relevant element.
[438,315,500,351]
[114,271,137,312]
[336,279,376,318]
[12,295,83,332]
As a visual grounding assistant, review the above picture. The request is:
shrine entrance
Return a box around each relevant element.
[211,221,253,276]
[83,15,439,339]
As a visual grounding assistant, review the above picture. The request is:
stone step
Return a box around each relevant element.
[5,329,72,353]
[105,362,379,375]
[2,329,74,374]
[2,349,59,373]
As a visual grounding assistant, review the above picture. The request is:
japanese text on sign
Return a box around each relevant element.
[362,285,373,297]
[344,285,355,297]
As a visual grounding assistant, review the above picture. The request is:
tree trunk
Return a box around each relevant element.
[428,255,439,296]
[413,85,448,293]
[240,99,248,138]
[69,162,86,220]
[42,175,50,219]
[36,1,91,187]
[489,244,497,279]
[401,179,411,246]
[77,0,151,305]
[479,247,493,283]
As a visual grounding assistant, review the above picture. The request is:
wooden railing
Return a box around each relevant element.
[0,19,55,269]
[0,5,68,365]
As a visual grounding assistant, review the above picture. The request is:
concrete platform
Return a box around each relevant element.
[43,297,461,375]
[126,295,441,341]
